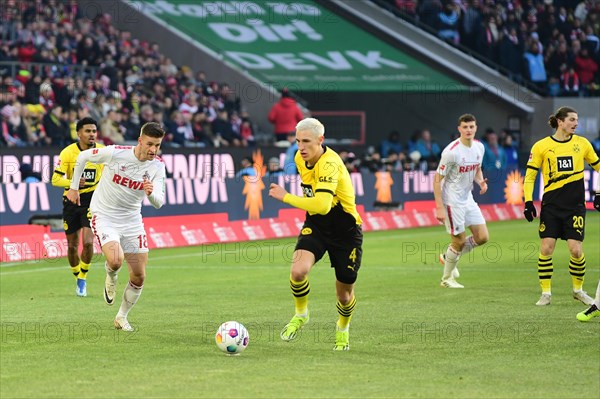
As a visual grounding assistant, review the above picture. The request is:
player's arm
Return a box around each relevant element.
[474,166,488,194]
[433,151,452,223]
[66,147,112,205]
[269,183,333,214]
[146,165,166,209]
[51,150,72,188]
[523,143,541,221]
[433,172,445,223]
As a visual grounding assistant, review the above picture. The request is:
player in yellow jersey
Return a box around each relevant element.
[269,117,363,351]
[523,106,600,306]
[52,117,104,297]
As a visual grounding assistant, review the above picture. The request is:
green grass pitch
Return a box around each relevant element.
[1,216,599,398]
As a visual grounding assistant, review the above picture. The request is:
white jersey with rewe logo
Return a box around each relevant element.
[436,139,485,205]
[70,145,166,217]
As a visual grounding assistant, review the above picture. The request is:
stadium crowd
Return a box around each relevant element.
[0,0,256,148]
[382,0,600,97]
[337,125,521,173]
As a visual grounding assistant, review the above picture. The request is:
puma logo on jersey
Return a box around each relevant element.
[112,174,144,190]
[347,265,355,271]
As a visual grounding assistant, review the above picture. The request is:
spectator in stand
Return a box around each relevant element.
[460,0,483,51]
[502,133,519,171]
[19,163,42,183]
[476,16,499,62]
[1,104,28,147]
[236,157,257,179]
[42,105,70,146]
[212,109,242,147]
[524,42,548,92]
[191,112,214,147]
[239,116,256,147]
[415,129,441,171]
[362,147,385,173]
[499,27,524,82]
[574,48,598,96]
[561,66,580,96]
[266,157,285,178]
[100,109,126,145]
[547,42,574,80]
[268,88,303,144]
[379,130,404,159]
[436,2,460,45]
[482,128,507,172]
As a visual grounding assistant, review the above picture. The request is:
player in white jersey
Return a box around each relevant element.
[433,114,489,288]
[66,122,166,331]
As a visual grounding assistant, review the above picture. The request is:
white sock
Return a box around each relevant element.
[594,280,600,308]
[461,236,478,255]
[117,281,143,318]
[443,245,460,280]
[105,261,119,280]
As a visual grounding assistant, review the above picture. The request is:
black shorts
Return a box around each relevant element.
[295,218,363,284]
[538,204,586,241]
[62,193,92,235]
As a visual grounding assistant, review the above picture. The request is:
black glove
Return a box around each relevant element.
[524,201,537,222]
[594,193,600,212]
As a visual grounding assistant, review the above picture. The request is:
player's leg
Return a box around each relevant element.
[113,251,147,332]
[564,209,593,305]
[74,227,95,297]
[76,207,95,283]
[280,249,316,341]
[462,203,489,256]
[112,226,148,332]
[440,233,465,288]
[331,233,361,351]
[90,214,124,306]
[536,205,559,305]
[101,240,124,306]
[536,237,556,305]
[566,239,593,305]
[334,281,355,351]
[66,230,81,278]
[577,279,600,321]
[440,204,465,285]
[63,202,82,281]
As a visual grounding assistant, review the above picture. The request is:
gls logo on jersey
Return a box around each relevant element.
[318,176,333,183]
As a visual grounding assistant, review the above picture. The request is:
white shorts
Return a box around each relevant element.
[444,200,486,236]
[90,213,149,254]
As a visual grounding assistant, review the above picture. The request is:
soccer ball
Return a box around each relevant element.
[215,321,249,355]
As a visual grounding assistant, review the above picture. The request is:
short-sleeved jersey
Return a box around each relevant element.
[74,145,166,218]
[526,134,600,208]
[436,139,485,205]
[295,146,362,227]
[54,142,105,196]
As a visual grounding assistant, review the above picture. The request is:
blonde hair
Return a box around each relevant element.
[296,118,324,138]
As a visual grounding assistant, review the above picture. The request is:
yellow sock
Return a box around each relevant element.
[569,254,585,291]
[70,265,80,278]
[538,254,552,293]
[77,261,90,280]
[290,277,309,316]
[336,296,356,331]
